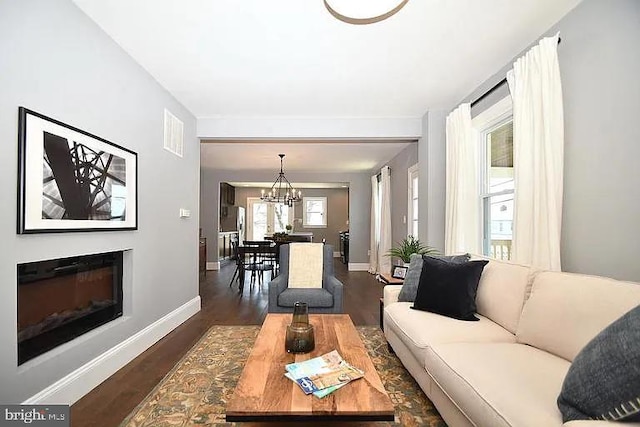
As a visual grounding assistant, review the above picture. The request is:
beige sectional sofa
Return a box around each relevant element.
[383,258,640,427]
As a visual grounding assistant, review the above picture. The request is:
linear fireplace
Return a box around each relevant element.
[17,251,123,365]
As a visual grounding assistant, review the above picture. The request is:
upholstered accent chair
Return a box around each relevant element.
[268,244,344,313]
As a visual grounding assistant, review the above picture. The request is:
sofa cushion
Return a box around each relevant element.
[383,284,402,306]
[398,253,471,302]
[384,302,515,364]
[278,288,333,308]
[516,271,640,361]
[474,257,537,334]
[558,304,640,422]
[412,257,488,321]
[425,342,570,427]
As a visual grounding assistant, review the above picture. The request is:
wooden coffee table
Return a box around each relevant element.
[226,314,395,422]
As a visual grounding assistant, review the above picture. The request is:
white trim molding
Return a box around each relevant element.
[197,116,422,139]
[407,163,419,236]
[348,263,370,271]
[23,296,201,405]
[206,261,220,271]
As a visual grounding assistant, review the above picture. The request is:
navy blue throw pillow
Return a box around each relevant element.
[397,253,471,302]
[411,256,488,321]
[557,304,640,422]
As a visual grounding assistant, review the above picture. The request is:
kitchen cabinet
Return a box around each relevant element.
[220,182,235,206]
[218,231,239,261]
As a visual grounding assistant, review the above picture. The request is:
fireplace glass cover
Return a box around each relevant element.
[17,251,123,365]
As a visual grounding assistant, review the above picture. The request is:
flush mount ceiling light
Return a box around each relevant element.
[324,0,409,25]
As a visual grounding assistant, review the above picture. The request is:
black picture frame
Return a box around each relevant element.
[17,107,138,234]
[391,265,408,279]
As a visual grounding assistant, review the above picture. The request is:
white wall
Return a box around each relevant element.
[200,167,370,265]
[198,116,424,270]
[0,0,199,402]
[197,116,422,139]
[232,186,349,249]
[458,0,640,281]
[418,110,447,253]
[376,143,418,249]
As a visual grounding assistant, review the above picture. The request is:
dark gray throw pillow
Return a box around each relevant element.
[397,253,471,302]
[425,254,471,264]
[411,256,488,321]
[397,254,423,302]
[557,304,640,422]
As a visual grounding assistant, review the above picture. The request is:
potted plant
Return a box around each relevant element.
[285,224,293,234]
[272,231,288,242]
[387,235,438,265]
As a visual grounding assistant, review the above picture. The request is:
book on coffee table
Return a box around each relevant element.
[284,350,364,398]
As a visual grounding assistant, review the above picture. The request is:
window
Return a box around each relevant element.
[407,164,418,237]
[247,198,293,240]
[473,96,513,260]
[302,197,327,228]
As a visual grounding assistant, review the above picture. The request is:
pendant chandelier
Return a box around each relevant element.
[261,154,301,207]
[323,0,409,25]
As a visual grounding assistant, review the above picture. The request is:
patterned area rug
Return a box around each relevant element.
[120,325,446,427]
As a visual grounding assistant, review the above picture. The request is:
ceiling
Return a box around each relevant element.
[72,0,581,118]
[230,182,350,189]
[200,140,414,172]
[72,0,581,176]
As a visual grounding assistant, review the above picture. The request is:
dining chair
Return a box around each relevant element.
[228,239,241,288]
[242,241,276,288]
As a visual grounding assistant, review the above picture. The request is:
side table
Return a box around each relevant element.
[379,273,404,331]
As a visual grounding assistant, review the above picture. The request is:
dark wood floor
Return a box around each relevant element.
[71,260,385,427]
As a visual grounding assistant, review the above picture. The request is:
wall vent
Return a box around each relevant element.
[163,109,184,157]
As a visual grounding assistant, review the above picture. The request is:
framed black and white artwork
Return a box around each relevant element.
[17,107,138,234]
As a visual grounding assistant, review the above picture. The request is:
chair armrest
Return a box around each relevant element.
[383,285,403,306]
[269,274,288,295]
[324,275,343,295]
[324,275,343,312]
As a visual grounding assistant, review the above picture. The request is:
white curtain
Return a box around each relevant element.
[445,103,480,255]
[368,175,379,274]
[369,167,392,274]
[379,166,392,274]
[507,33,564,271]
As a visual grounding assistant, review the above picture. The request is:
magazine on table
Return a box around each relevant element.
[284,350,364,398]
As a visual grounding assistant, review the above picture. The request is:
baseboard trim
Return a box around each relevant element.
[206,261,220,271]
[23,296,201,405]
[348,263,370,271]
